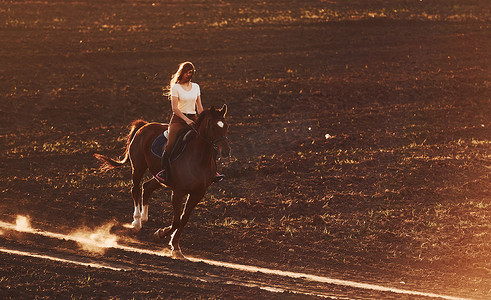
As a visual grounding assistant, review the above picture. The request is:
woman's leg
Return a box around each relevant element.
[156,116,187,183]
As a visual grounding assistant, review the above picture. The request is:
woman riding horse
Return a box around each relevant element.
[156,62,223,184]
[94,105,230,258]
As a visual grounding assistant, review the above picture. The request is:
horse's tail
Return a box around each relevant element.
[94,119,148,171]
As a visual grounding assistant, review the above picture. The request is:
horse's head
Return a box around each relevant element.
[197,104,230,158]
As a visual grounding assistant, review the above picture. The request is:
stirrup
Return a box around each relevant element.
[214,172,225,183]
[155,169,168,183]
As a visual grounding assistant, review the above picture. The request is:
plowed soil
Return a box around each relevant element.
[1,0,490,299]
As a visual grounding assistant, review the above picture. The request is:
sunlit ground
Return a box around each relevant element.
[0,0,489,298]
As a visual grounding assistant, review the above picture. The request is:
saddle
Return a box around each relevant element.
[151,128,194,161]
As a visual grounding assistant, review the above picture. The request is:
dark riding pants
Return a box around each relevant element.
[164,113,197,154]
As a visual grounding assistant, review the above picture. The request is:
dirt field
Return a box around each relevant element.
[1,0,490,299]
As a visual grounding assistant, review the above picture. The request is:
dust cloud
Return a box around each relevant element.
[69,222,119,254]
[15,215,32,232]
[1,215,119,255]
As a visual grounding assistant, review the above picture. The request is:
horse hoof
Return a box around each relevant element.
[172,249,186,260]
[131,221,142,234]
[153,229,164,242]
[154,228,169,242]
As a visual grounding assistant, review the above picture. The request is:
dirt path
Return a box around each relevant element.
[0,217,469,299]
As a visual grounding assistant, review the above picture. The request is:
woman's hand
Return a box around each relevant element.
[185,118,195,126]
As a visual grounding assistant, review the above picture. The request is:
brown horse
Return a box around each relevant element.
[94,105,230,258]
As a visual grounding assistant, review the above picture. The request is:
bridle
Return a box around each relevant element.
[191,116,228,153]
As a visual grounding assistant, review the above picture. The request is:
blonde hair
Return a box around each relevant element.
[164,62,196,99]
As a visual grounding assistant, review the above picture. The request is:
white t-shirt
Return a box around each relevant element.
[171,83,200,114]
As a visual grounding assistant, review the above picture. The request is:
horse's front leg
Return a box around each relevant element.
[154,190,185,244]
[170,190,205,259]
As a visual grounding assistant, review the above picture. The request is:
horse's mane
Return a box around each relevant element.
[195,109,210,129]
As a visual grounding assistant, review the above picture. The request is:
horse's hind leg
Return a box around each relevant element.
[141,178,161,223]
[130,166,146,232]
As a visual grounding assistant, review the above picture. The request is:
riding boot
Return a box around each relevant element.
[156,150,170,183]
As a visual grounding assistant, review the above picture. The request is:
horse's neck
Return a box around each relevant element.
[187,131,215,166]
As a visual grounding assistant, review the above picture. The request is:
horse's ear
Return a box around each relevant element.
[219,104,227,117]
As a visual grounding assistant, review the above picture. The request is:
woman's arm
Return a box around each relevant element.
[196,95,203,114]
[171,95,195,125]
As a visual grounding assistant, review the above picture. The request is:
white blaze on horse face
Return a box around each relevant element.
[217,121,224,128]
